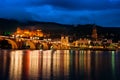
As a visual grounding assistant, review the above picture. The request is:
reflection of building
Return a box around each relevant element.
[13,27,44,38]
[9,51,23,80]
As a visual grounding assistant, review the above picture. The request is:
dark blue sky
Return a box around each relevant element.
[0,0,120,27]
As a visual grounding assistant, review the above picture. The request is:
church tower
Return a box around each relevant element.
[92,26,97,40]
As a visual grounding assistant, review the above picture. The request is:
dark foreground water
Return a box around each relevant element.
[0,50,120,80]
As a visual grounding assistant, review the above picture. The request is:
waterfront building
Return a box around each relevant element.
[61,36,70,49]
[73,38,91,47]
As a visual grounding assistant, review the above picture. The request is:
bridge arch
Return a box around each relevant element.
[0,37,3,40]
[42,43,49,49]
[5,39,18,49]
[26,40,36,49]
[52,44,61,49]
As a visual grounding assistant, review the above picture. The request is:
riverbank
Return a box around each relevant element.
[0,47,119,51]
[70,47,118,51]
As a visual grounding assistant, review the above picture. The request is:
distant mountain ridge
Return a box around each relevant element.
[0,18,120,31]
[0,18,120,40]
[0,18,69,31]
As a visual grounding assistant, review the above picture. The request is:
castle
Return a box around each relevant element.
[13,27,44,38]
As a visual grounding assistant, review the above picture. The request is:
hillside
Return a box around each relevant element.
[0,18,120,40]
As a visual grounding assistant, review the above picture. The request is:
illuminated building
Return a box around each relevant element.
[74,38,91,47]
[13,27,44,38]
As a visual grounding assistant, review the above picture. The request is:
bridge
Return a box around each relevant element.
[0,35,70,50]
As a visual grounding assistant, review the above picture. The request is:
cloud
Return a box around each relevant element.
[26,5,120,26]
[42,0,120,10]
[0,0,120,27]
[0,7,35,21]
[93,9,120,27]
[2,0,120,10]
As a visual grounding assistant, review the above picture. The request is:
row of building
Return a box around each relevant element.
[8,27,120,49]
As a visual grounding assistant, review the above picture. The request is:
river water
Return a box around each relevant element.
[0,50,120,80]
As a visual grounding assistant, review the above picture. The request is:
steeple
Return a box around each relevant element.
[92,25,97,40]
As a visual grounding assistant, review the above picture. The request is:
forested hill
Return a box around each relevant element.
[0,18,120,40]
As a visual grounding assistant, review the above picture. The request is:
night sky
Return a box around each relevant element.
[0,0,120,27]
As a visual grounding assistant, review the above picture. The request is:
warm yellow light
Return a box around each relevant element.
[12,35,14,37]
[37,29,41,31]
[16,35,19,38]
[24,31,29,34]
[13,27,44,38]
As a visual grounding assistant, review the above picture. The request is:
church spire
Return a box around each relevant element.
[92,26,97,40]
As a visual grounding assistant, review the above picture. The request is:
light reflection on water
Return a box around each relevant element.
[0,50,120,80]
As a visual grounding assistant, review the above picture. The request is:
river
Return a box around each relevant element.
[0,50,120,80]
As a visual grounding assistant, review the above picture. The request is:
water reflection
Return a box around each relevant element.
[111,51,116,80]
[9,51,23,80]
[0,50,120,80]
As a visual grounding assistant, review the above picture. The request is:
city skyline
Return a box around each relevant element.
[1,1,120,79]
[0,0,120,27]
